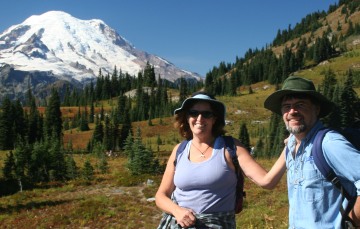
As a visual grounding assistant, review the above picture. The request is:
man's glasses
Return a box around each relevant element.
[187,110,214,119]
[281,102,310,113]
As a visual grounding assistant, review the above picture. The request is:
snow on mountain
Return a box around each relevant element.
[0,11,202,89]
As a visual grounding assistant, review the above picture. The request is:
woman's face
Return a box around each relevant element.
[187,101,216,136]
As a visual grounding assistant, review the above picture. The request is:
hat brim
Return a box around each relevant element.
[174,97,226,125]
[264,89,334,117]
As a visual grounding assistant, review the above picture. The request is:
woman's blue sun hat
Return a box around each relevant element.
[174,92,226,125]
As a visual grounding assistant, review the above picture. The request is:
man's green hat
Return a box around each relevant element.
[264,76,334,117]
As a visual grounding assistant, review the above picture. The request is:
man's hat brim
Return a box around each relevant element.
[264,89,334,117]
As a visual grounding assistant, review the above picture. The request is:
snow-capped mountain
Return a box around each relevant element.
[0,11,202,100]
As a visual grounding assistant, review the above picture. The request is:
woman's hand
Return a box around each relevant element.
[173,207,196,228]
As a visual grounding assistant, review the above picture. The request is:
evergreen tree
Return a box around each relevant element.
[103,116,113,151]
[321,68,337,99]
[89,102,95,123]
[253,138,265,158]
[13,100,26,144]
[125,127,160,175]
[48,138,67,181]
[98,156,109,174]
[238,122,251,152]
[27,94,43,144]
[92,117,104,144]
[65,155,78,180]
[79,110,90,131]
[82,159,94,181]
[2,151,16,180]
[0,97,15,150]
[29,141,50,182]
[92,142,109,174]
[266,113,282,157]
[272,121,287,157]
[44,89,62,140]
[120,108,132,148]
[205,72,215,94]
[13,142,31,191]
[116,93,126,124]
[143,62,156,87]
[339,70,360,127]
[179,78,188,103]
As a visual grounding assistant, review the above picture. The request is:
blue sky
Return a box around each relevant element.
[0,0,336,76]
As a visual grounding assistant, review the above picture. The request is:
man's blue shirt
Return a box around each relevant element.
[286,121,360,229]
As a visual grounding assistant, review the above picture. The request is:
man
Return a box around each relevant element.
[264,76,360,228]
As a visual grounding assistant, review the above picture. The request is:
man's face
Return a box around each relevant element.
[281,96,320,137]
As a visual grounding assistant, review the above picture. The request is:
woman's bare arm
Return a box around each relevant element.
[232,139,286,189]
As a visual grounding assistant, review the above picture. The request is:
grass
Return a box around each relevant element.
[0,155,287,229]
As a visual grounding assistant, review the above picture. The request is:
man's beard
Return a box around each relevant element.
[286,123,306,134]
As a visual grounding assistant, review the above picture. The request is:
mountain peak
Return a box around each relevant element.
[0,11,201,100]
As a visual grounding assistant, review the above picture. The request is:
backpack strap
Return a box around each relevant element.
[223,135,246,213]
[174,140,189,167]
[312,128,355,227]
[312,128,352,200]
[223,136,238,170]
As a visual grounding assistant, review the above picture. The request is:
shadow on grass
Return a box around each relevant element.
[0,198,80,214]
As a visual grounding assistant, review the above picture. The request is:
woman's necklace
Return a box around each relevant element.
[191,142,211,158]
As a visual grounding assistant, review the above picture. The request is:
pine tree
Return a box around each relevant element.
[2,151,16,180]
[92,142,109,174]
[238,123,251,152]
[89,102,95,124]
[179,78,188,103]
[0,97,15,150]
[92,117,104,144]
[254,139,265,158]
[339,70,360,127]
[272,121,287,157]
[12,100,26,144]
[120,109,132,148]
[143,62,156,87]
[79,111,90,131]
[65,155,78,180]
[125,127,160,175]
[44,89,62,140]
[29,141,50,182]
[82,159,94,181]
[48,138,67,181]
[27,94,42,144]
[266,113,282,157]
[103,116,113,151]
[14,141,31,191]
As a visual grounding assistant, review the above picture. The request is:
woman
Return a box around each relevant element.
[155,91,286,228]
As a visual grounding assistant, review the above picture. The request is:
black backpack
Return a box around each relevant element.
[286,127,360,228]
[174,136,246,214]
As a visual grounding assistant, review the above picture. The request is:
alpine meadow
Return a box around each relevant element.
[1,1,360,228]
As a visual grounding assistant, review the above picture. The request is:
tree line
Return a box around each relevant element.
[204,1,360,96]
[0,62,203,194]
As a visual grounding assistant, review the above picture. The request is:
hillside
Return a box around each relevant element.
[272,5,360,56]
[62,43,360,151]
